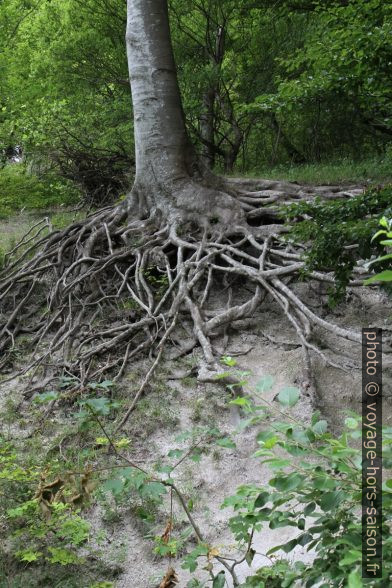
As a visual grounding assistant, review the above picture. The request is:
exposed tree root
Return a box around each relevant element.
[0,179,365,417]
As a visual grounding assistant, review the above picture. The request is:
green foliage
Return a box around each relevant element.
[283,185,392,303]
[0,165,78,218]
[2,362,391,587]
[1,0,132,202]
[221,389,392,587]
[0,438,91,573]
[250,0,392,163]
[245,156,392,185]
[364,216,392,284]
[241,559,296,587]
[2,0,391,188]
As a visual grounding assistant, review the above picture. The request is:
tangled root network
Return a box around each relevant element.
[0,178,364,425]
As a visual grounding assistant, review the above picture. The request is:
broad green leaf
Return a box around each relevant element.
[339,550,362,566]
[304,502,316,516]
[347,570,362,588]
[278,387,300,407]
[217,437,236,449]
[271,473,304,492]
[103,478,124,496]
[364,270,392,284]
[320,490,346,511]
[312,420,328,435]
[141,482,166,500]
[254,492,269,508]
[255,375,275,393]
[212,572,226,588]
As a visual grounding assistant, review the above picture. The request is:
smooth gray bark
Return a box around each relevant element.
[125,0,243,225]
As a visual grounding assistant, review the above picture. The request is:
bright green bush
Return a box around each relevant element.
[0,164,79,218]
[364,216,392,284]
[282,184,392,303]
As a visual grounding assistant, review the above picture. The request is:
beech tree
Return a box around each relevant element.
[126,0,242,225]
[0,0,362,411]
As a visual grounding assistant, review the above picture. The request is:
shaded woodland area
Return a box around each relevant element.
[1,0,392,202]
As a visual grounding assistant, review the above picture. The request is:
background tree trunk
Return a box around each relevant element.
[200,88,216,168]
[125,0,243,226]
[126,0,197,213]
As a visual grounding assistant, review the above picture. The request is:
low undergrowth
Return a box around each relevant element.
[1,360,391,587]
[0,164,79,219]
[244,155,392,186]
[282,184,392,304]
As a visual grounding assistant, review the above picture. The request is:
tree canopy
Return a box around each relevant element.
[1,0,391,199]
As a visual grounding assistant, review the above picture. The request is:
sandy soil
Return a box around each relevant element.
[0,215,391,587]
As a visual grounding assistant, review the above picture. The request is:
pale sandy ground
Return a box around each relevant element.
[0,214,391,587]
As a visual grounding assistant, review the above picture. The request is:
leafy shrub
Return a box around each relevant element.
[0,164,79,218]
[3,368,391,587]
[218,373,392,587]
[364,216,392,284]
[282,185,392,303]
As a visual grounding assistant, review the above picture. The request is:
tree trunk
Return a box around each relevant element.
[200,88,216,168]
[125,0,243,226]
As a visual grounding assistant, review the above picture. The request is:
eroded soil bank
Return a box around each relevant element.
[0,233,390,586]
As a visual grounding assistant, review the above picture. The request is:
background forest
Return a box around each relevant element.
[1,0,392,207]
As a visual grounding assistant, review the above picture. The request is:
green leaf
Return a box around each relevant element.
[33,391,59,404]
[311,411,321,426]
[156,465,173,475]
[297,518,305,530]
[267,543,285,555]
[103,478,124,496]
[320,490,346,511]
[81,397,112,416]
[16,549,43,562]
[263,435,279,449]
[263,458,291,468]
[47,547,80,565]
[312,420,328,435]
[229,396,250,407]
[271,473,304,492]
[371,229,387,242]
[278,387,300,407]
[245,548,256,566]
[141,482,166,500]
[282,537,299,553]
[368,254,392,266]
[364,270,392,284]
[254,492,269,508]
[345,417,359,429]
[217,437,236,449]
[347,570,363,588]
[221,356,236,367]
[190,452,202,463]
[255,375,275,393]
[167,449,184,459]
[304,502,316,516]
[339,550,362,566]
[314,476,336,491]
[212,572,226,588]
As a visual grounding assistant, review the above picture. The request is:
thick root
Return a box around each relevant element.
[0,180,365,414]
